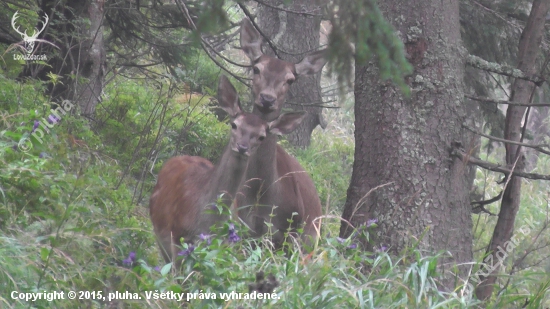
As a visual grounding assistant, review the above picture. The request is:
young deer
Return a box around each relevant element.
[236,18,328,247]
[149,75,306,264]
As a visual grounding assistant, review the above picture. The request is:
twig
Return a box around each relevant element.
[452,148,550,181]
[200,36,250,68]
[175,0,250,88]
[471,191,502,206]
[237,2,280,58]
[252,0,323,17]
[466,55,545,85]
[465,95,550,107]
[462,125,550,156]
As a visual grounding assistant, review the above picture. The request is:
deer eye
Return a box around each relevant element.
[231,122,237,130]
[253,66,260,75]
[258,135,265,141]
[287,78,295,85]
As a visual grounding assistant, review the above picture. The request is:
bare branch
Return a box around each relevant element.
[175,0,250,87]
[285,100,339,108]
[466,55,545,85]
[465,95,550,107]
[252,0,324,17]
[469,0,520,28]
[462,125,550,156]
[452,148,550,181]
[471,191,502,207]
[471,205,498,216]
[200,36,250,68]
[237,2,280,59]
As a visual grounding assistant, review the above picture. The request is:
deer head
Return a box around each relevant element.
[240,18,327,120]
[218,75,269,157]
[12,11,49,55]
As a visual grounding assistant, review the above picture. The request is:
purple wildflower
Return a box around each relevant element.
[154,266,161,272]
[351,223,367,239]
[39,152,47,158]
[375,245,388,253]
[122,251,136,266]
[336,237,357,249]
[367,218,378,228]
[199,233,212,245]
[31,120,40,133]
[178,244,195,257]
[228,223,240,243]
[47,114,60,124]
[12,144,18,151]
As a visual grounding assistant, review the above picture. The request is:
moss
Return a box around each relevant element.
[466,54,525,79]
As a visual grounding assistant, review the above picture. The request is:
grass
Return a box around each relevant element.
[1,75,549,308]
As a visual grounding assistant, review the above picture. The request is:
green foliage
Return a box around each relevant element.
[82,220,485,309]
[471,140,550,307]
[1,0,549,303]
[192,0,229,35]
[288,127,354,211]
[326,0,413,94]
[95,77,228,185]
[1,74,549,309]
[0,76,153,307]
[176,50,222,95]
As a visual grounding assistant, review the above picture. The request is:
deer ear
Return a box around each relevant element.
[295,49,327,75]
[240,18,263,62]
[218,75,242,117]
[268,111,307,135]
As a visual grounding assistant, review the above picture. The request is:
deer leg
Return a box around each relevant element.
[156,233,173,264]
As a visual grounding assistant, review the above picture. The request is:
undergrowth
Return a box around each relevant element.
[1,75,549,308]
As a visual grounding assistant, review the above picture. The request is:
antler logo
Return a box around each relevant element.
[11,11,49,55]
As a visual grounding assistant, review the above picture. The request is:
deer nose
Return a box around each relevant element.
[237,143,249,154]
[260,94,276,107]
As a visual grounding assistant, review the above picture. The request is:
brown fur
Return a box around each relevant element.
[149,75,306,265]
[150,156,214,262]
[238,18,328,246]
[236,135,322,246]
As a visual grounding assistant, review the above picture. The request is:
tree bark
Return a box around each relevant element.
[475,0,550,300]
[339,0,473,288]
[257,0,324,148]
[20,0,105,116]
[75,0,105,116]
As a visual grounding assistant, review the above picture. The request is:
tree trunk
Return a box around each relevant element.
[75,0,105,116]
[21,0,105,116]
[475,0,550,300]
[339,0,473,288]
[257,0,324,148]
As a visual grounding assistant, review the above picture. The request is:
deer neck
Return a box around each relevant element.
[206,144,250,207]
[247,134,279,186]
[252,105,280,122]
[250,105,281,179]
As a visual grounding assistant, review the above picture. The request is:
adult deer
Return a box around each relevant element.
[236,18,327,247]
[150,75,306,264]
